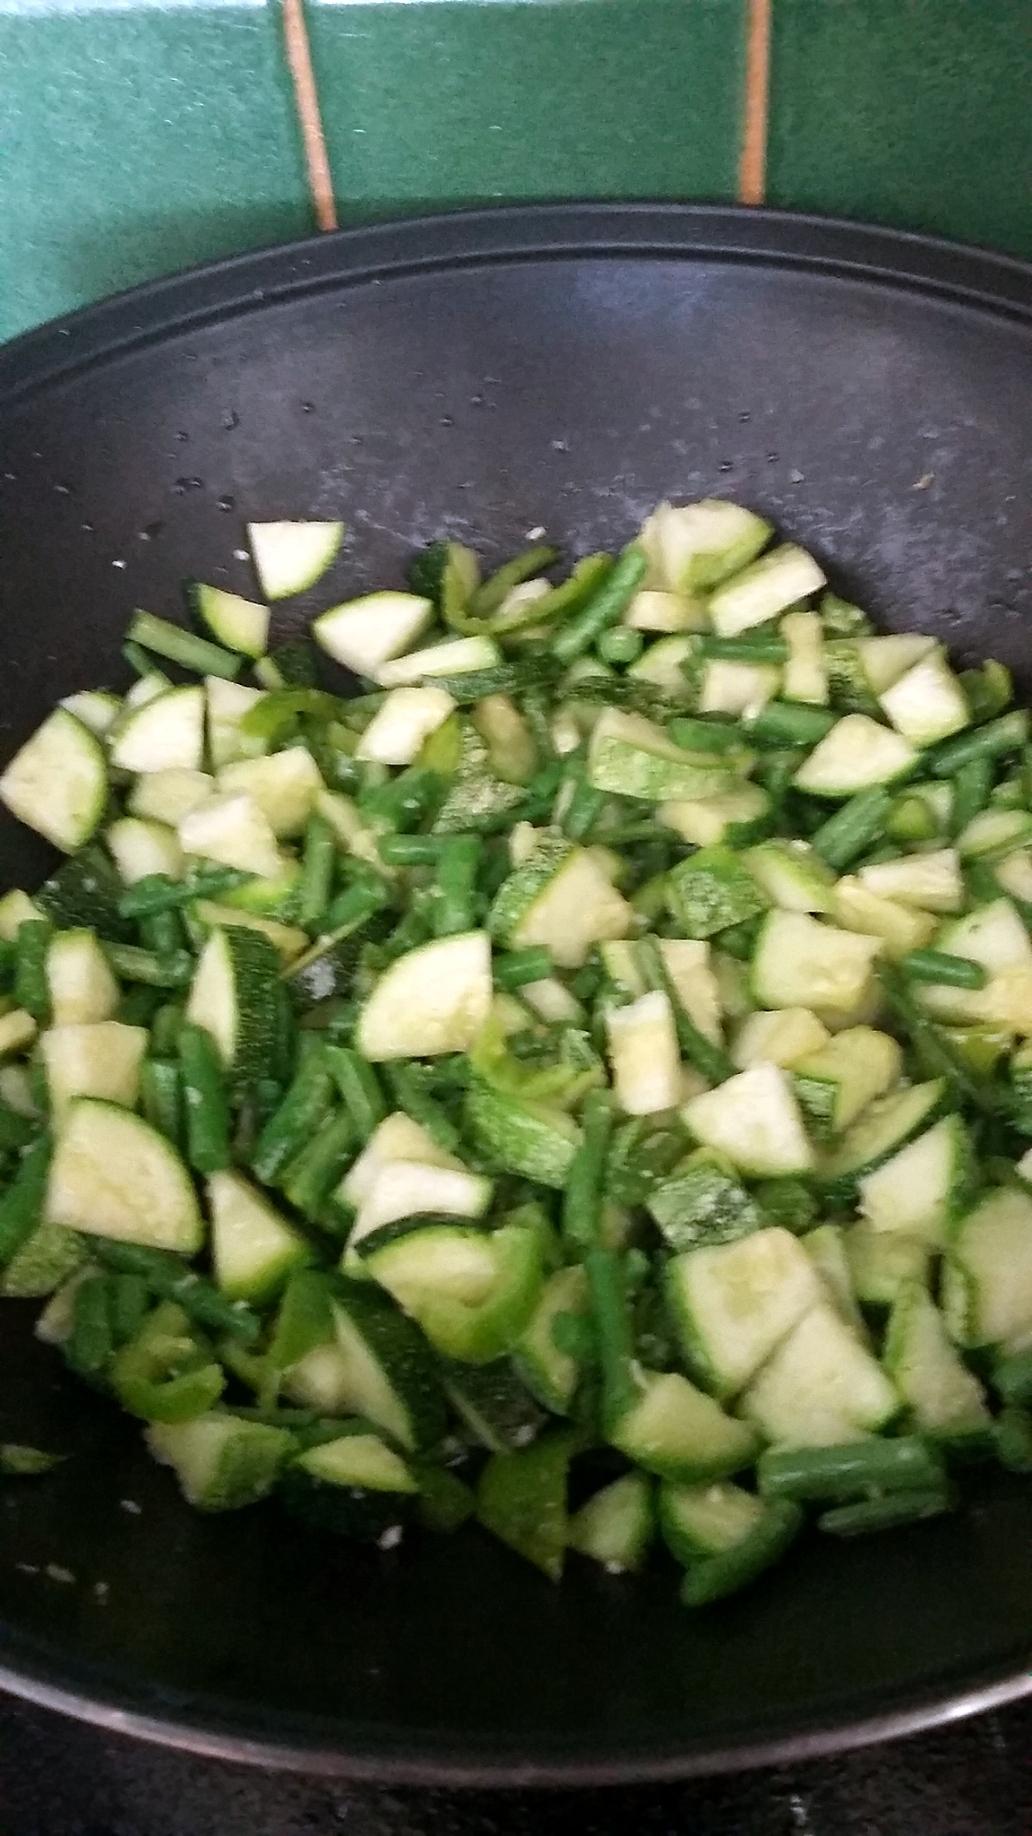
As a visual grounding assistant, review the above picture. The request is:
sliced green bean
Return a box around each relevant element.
[139,908,185,957]
[948,756,992,838]
[281,1109,355,1217]
[490,554,612,638]
[811,788,893,870]
[929,709,1029,777]
[746,701,837,747]
[698,635,789,663]
[552,547,648,665]
[251,1051,335,1185]
[994,1405,1032,1473]
[597,627,644,667]
[900,949,987,990]
[127,610,241,680]
[377,833,447,867]
[297,813,336,933]
[178,1023,232,1173]
[493,947,554,990]
[67,1276,114,1378]
[88,1241,261,1344]
[992,1348,1032,1408]
[757,1435,946,1503]
[14,920,52,1023]
[324,1045,386,1141]
[118,868,252,919]
[667,716,744,754]
[817,1488,953,1536]
[562,1091,614,1253]
[433,835,480,937]
[140,1058,184,1147]
[0,1137,52,1265]
[473,544,559,618]
[384,1062,463,1156]
[105,943,193,989]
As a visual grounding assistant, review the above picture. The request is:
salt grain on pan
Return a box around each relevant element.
[526,526,546,541]
[93,1580,110,1604]
[45,1564,74,1584]
[119,1498,142,1516]
[377,1525,403,1552]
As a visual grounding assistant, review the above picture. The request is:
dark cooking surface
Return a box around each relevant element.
[1,1694,1030,1834]
[0,208,1029,1779]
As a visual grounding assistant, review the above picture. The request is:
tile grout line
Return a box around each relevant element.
[281,0,338,233]
[738,0,772,205]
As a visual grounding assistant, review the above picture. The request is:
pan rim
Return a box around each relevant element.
[0,201,1030,1782]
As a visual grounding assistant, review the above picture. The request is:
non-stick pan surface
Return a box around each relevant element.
[0,207,1029,1785]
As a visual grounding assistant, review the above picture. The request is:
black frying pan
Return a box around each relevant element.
[0,206,1029,1785]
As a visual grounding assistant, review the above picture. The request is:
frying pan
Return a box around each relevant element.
[0,205,1029,1785]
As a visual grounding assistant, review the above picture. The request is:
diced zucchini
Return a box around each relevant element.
[357,930,492,1060]
[731,1007,830,1069]
[518,977,585,1024]
[638,499,771,593]
[148,1412,291,1510]
[363,1220,543,1364]
[793,714,916,798]
[0,890,42,941]
[186,925,280,1079]
[879,650,969,746]
[709,544,826,638]
[942,1187,1032,1350]
[0,709,107,852]
[667,846,768,940]
[751,910,881,1016]
[46,929,119,1026]
[883,1283,991,1440]
[41,1021,147,1121]
[470,694,539,785]
[831,877,935,957]
[218,746,323,838]
[847,1225,931,1308]
[110,686,205,773]
[957,807,1032,862]
[856,848,963,913]
[188,584,269,659]
[801,1224,865,1330]
[314,591,434,678]
[46,1098,202,1252]
[606,990,681,1115]
[648,1149,764,1252]
[342,1113,459,1207]
[193,901,308,964]
[587,708,738,803]
[696,658,780,718]
[683,1063,814,1177]
[330,1282,444,1450]
[489,836,632,969]
[464,1079,581,1189]
[60,689,120,736]
[5,1227,87,1301]
[570,1472,655,1573]
[515,1264,589,1414]
[792,1025,902,1138]
[919,898,1032,1025]
[665,1227,822,1397]
[179,792,284,879]
[659,784,771,847]
[740,1303,899,1446]
[627,635,697,695]
[107,816,183,885]
[609,1369,759,1481]
[819,1079,947,1199]
[781,610,828,705]
[859,633,936,695]
[657,940,723,1044]
[248,520,343,600]
[858,1114,974,1246]
[206,678,267,769]
[744,840,836,916]
[128,768,215,827]
[209,1169,309,1304]
[356,687,455,766]
[0,1011,37,1058]
[625,589,706,634]
[378,634,501,689]
[658,1478,763,1560]
[350,1161,493,1249]
[995,851,1032,905]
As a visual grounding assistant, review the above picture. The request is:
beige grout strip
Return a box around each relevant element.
[281,0,338,232]
[738,0,772,206]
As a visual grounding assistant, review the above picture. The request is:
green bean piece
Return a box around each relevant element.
[698,635,789,663]
[561,775,607,843]
[105,943,193,989]
[597,626,644,667]
[473,544,559,618]
[67,1276,114,1378]
[178,1024,232,1173]
[491,554,612,638]
[552,547,648,665]
[269,1268,334,1370]
[281,1109,355,1217]
[959,659,1012,725]
[878,965,996,1113]
[384,1062,463,1156]
[637,936,734,1084]
[992,1348,1032,1408]
[900,949,987,990]
[112,1311,225,1424]
[562,1091,614,1253]
[678,1501,803,1607]
[434,835,480,937]
[296,813,336,934]
[994,1405,1032,1473]
[139,908,185,957]
[584,1248,638,1428]
[110,1273,149,1347]
[251,1051,335,1185]
[149,1004,184,1059]
[811,788,893,870]
[0,1137,52,1265]
[116,985,164,1028]
[817,1488,953,1536]
[929,708,1029,778]
[127,610,241,681]
[0,1104,37,1154]
[13,920,52,1023]
[324,1045,386,1141]
[118,867,252,918]
[321,878,391,938]
[948,756,992,838]
[666,715,743,753]
[88,1241,262,1344]
[140,1058,184,1147]
[377,833,447,867]
[493,947,554,991]
[757,1435,946,1503]
[746,701,837,747]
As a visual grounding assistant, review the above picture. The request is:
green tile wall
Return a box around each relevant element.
[767,0,1032,261]
[1,0,1030,345]
[305,0,745,222]
[0,0,312,344]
